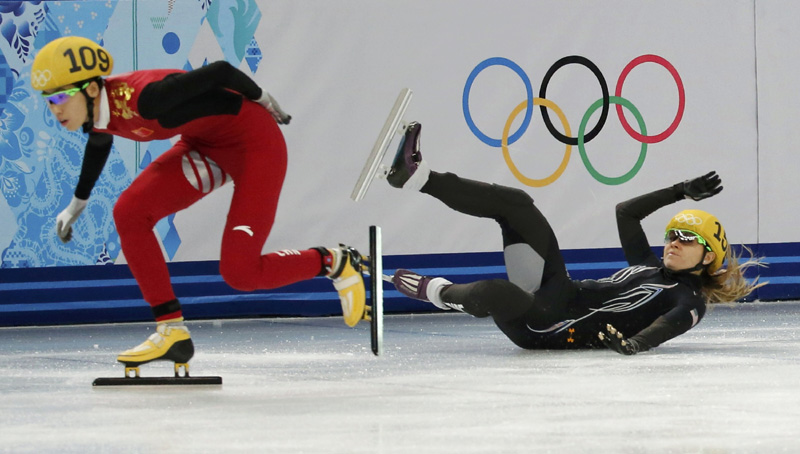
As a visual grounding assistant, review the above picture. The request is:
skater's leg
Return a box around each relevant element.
[212,115,366,326]
[439,279,537,321]
[393,269,564,324]
[393,268,573,350]
[387,121,569,293]
[215,133,321,290]
[114,142,213,321]
[388,122,575,327]
[115,142,228,365]
[395,269,567,328]
[423,173,576,316]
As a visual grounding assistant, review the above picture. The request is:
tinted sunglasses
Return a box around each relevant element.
[665,229,712,252]
[42,82,90,105]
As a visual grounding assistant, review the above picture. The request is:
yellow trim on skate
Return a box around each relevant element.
[333,262,366,327]
[117,324,192,365]
[174,363,190,377]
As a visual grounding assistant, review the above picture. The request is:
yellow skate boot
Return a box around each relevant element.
[117,319,194,367]
[324,245,366,327]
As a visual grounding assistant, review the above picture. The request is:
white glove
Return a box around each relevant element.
[256,90,292,125]
[55,196,88,243]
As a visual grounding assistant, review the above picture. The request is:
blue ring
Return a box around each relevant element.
[463,57,533,147]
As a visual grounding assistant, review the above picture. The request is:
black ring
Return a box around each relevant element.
[538,55,609,146]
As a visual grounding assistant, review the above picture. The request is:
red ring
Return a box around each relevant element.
[614,55,684,144]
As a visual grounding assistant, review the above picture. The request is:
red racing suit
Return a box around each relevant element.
[77,62,322,321]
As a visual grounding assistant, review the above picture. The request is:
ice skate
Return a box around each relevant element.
[392,269,457,311]
[387,121,429,190]
[116,322,194,368]
[351,88,413,201]
[326,245,367,327]
[94,322,221,386]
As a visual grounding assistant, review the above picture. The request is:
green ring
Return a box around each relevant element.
[578,96,647,185]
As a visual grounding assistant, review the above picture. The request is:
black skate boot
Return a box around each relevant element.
[387,122,428,190]
[392,269,457,311]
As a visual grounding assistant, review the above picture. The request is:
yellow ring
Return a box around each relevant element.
[501,98,571,187]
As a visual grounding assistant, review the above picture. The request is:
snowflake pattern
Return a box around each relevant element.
[1,0,257,269]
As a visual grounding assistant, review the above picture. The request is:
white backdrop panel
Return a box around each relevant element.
[755,0,800,243]
[158,0,759,264]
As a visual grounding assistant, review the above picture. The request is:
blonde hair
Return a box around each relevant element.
[701,245,767,304]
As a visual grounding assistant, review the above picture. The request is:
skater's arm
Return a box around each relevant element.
[627,304,701,352]
[616,171,723,266]
[600,301,702,355]
[615,185,683,266]
[138,61,290,125]
[74,132,114,200]
[55,132,111,243]
[138,61,262,119]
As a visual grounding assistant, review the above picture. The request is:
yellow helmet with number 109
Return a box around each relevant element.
[665,209,728,274]
[31,36,113,91]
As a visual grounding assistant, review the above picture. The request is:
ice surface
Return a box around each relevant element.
[1,301,799,453]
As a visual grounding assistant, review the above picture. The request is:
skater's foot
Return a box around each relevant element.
[117,320,194,367]
[324,245,366,327]
[392,269,454,310]
[387,121,430,190]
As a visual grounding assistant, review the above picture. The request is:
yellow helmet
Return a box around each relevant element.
[31,36,113,91]
[665,209,728,273]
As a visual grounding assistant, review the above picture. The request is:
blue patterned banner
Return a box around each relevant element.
[0,0,262,269]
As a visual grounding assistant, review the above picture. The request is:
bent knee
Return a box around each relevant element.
[491,184,534,207]
[219,261,259,291]
[220,270,257,292]
[113,191,155,233]
[113,191,133,224]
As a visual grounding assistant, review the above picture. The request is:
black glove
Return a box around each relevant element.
[598,324,640,355]
[680,171,723,201]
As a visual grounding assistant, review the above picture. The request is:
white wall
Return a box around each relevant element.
[755,0,800,244]
[6,1,796,269]
[163,0,762,263]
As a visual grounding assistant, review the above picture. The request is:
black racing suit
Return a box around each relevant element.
[424,171,707,352]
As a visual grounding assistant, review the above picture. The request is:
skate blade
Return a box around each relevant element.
[92,376,222,386]
[94,362,221,386]
[351,88,413,202]
[368,225,383,356]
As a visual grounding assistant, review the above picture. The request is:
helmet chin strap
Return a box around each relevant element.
[80,83,96,133]
[82,96,95,133]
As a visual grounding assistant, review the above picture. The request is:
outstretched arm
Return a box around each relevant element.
[599,304,700,355]
[55,132,113,243]
[74,132,113,200]
[616,171,723,266]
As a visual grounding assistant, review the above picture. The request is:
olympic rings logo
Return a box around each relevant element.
[673,213,702,226]
[31,69,53,89]
[462,55,684,186]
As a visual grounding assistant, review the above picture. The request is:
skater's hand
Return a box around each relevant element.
[598,324,640,355]
[680,171,722,201]
[55,196,87,243]
[257,91,291,125]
